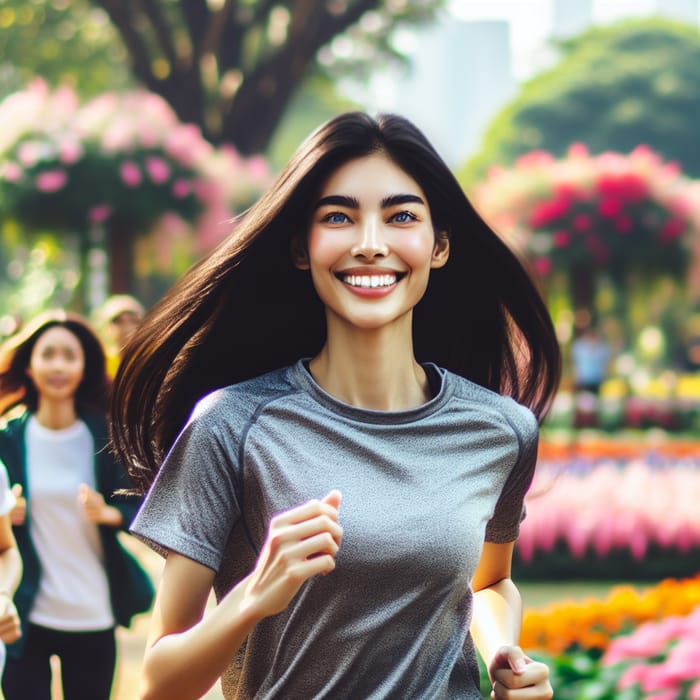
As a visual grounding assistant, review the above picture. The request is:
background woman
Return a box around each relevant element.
[112,112,561,700]
[0,310,152,700]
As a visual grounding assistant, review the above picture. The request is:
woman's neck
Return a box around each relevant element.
[309,317,431,411]
[34,400,79,430]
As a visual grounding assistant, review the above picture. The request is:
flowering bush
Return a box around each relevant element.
[511,578,700,700]
[0,80,271,247]
[546,374,700,433]
[520,575,700,655]
[515,454,700,579]
[603,605,700,699]
[473,144,700,279]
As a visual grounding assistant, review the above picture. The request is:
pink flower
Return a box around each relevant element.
[58,139,83,165]
[617,662,647,689]
[573,213,591,231]
[172,179,191,198]
[2,162,23,182]
[533,257,552,277]
[145,156,171,184]
[552,230,571,248]
[88,204,112,223]
[529,198,570,227]
[598,198,622,217]
[17,141,42,168]
[614,215,633,233]
[120,160,142,187]
[660,219,685,242]
[35,169,67,192]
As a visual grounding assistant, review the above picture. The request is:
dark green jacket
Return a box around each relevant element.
[0,410,154,658]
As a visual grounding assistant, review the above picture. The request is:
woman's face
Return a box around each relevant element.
[298,153,449,331]
[26,326,85,404]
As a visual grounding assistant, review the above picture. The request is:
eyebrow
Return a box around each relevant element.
[314,193,425,210]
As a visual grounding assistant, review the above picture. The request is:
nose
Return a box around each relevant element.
[350,217,389,259]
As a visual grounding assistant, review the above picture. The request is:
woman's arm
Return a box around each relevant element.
[470,541,552,700]
[139,490,343,700]
[0,511,22,644]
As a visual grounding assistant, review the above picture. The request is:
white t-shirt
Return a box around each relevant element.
[26,417,114,630]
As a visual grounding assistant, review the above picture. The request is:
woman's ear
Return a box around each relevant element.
[290,236,310,270]
[431,231,450,269]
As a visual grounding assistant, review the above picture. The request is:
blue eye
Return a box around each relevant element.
[392,211,417,223]
[322,212,350,224]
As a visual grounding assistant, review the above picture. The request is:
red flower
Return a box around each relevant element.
[552,230,571,248]
[599,198,622,217]
[573,214,592,231]
[660,219,685,242]
[615,215,633,233]
[529,197,571,227]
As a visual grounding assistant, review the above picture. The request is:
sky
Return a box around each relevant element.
[448,0,668,79]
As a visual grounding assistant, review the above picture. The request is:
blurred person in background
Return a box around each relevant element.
[0,310,153,700]
[93,295,146,377]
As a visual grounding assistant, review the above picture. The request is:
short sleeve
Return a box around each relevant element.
[484,404,539,544]
[130,390,244,572]
[0,461,15,517]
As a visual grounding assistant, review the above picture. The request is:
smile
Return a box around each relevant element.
[337,273,401,289]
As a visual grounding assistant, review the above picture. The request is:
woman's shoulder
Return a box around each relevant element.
[443,369,538,434]
[190,364,300,423]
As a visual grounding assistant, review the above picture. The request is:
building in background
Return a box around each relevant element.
[652,0,699,23]
[364,18,515,166]
[552,0,593,37]
[357,0,700,166]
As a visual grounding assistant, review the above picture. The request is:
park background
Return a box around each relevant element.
[2,0,700,698]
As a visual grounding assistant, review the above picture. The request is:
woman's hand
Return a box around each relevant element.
[0,593,21,644]
[9,484,26,525]
[489,645,553,699]
[242,490,343,619]
[78,484,123,526]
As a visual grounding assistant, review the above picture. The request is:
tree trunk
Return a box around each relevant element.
[107,220,136,294]
[570,264,595,315]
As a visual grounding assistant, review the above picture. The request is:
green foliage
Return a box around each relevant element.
[462,18,700,183]
[0,0,132,100]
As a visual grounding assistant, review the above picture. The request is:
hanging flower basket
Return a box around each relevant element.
[473,144,700,280]
[0,80,272,248]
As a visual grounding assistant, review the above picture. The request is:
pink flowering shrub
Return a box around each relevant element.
[472,144,700,279]
[602,605,700,699]
[516,457,700,577]
[0,80,271,248]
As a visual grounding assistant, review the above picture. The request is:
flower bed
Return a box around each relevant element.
[500,576,700,699]
[514,446,700,580]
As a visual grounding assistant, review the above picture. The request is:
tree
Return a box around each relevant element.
[461,18,700,183]
[0,0,132,99]
[92,0,442,155]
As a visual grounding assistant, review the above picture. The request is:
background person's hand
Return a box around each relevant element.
[242,490,343,619]
[489,645,553,699]
[0,593,21,644]
[78,484,123,526]
[9,484,25,526]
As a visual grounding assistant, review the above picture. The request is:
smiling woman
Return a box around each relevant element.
[110,112,561,700]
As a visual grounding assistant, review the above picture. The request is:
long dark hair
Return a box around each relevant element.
[0,309,110,417]
[111,112,561,494]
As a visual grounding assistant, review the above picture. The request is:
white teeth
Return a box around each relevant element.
[342,274,397,288]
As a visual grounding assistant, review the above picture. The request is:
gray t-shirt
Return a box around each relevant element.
[131,360,539,699]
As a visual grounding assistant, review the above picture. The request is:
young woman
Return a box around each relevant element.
[111,112,561,700]
[0,310,153,700]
